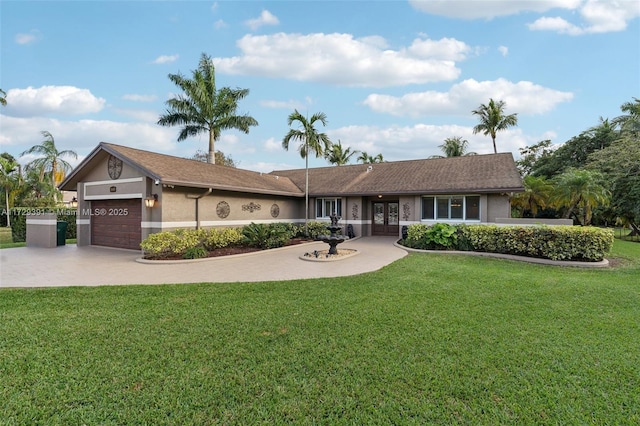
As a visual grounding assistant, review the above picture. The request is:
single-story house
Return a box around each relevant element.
[59,142,524,250]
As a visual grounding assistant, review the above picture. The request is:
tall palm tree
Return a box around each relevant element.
[431,136,476,158]
[0,88,7,106]
[282,110,332,233]
[325,140,359,165]
[472,98,518,154]
[20,131,77,201]
[357,151,384,164]
[510,175,553,217]
[0,154,20,227]
[158,53,258,164]
[551,168,610,225]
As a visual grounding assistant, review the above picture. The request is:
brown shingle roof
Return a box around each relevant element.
[60,143,523,197]
[60,142,304,197]
[271,153,524,196]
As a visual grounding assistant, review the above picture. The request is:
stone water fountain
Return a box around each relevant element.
[315,213,349,254]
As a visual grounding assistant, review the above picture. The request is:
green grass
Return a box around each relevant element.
[1,241,639,424]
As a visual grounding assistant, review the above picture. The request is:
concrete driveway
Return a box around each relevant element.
[0,237,408,288]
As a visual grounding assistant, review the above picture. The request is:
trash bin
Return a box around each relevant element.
[56,221,68,246]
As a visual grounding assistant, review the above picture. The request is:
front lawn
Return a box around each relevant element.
[1,240,639,424]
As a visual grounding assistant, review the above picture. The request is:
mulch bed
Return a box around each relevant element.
[143,238,313,261]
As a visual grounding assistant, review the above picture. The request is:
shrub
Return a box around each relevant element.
[403,224,614,262]
[404,223,458,250]
[460,225,613,262]
[202,227,243,250]
[242,223,290,249]
[183,246,208,259]
[304,221,332,239]
[140,229,202,258]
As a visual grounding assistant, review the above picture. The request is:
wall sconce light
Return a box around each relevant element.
[145,194,158,208]
[377,195,383,199]
[70,197,78,208]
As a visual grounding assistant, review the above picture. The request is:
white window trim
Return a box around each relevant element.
[315,197,342,218]
[421,195,481,222]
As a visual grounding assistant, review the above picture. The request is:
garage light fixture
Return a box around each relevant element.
[70,197,78,208]
[145,194,158,208]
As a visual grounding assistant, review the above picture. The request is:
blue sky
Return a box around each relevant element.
[1,0,639,173]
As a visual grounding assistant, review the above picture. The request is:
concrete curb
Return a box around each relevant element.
[395,242,610,268]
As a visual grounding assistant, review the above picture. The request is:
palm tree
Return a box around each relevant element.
[0,154,20,227]
[282,110,332,233]
[357,151,384,164]
[158,53,258,164]
[0,88,7,106]
[20,131,77,202]
[431,136,476,158]
[325,140,359,165]
[472,98,518,154]
[510,175,553,218]
[551,168,610,225]
[613,97,640,136]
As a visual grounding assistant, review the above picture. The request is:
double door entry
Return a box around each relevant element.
[372,201,399,236]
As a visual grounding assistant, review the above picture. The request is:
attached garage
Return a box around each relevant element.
[91,199,142,250]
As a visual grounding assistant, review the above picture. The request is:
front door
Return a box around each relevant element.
[372,201,399,236]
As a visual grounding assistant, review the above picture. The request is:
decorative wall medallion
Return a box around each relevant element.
[403,203,411,221]
[270,203,280,218]
[216,201,230,219]
[352,204,359,220]
[107,155,123,180]
[242,202,261,213]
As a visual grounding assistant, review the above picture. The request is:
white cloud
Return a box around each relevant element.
[363,78,574,117]
[259,99,306,110]
[409,0,581,19]
[122,94,157,102]
[263,137,282,152]
[529,0,640,34]
[152,54,179,64]
[214,33,471,87]
[0,115,179,166]
[113,108,160,123]
[328,123,529,160]
[245,10,280,31]
[4,86,106,117]
[214,19,227,29]
[498,46,509,56]
[15,31,39,45]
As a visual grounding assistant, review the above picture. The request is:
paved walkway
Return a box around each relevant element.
[0,237,408,288]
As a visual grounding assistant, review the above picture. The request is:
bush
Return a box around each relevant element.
[303,221,332,239]
[242,223,289,249]
[202,228,243,250]
[404,223,458,250]
[183,246,208,259]
[403,224,614,262]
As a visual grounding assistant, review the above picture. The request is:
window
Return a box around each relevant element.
[316,198,342,218]
[421,196,481,221]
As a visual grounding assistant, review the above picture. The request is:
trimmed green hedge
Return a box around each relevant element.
[7,207,77,243]
[140,221,330,259]
[403,224,614,262]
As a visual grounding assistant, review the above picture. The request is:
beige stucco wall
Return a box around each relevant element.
[158,187,304,231]
[486,193,511,222]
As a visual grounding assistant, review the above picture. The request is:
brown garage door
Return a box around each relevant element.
[91,199,142,250]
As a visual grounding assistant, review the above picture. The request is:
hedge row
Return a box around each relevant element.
[5,208,77,243]
[402,223,614,262]
[141,221,332,259]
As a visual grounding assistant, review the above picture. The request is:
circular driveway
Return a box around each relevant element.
[0,237,407,288]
